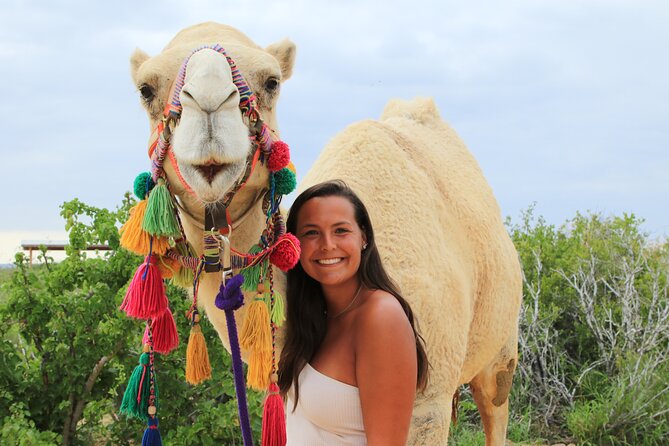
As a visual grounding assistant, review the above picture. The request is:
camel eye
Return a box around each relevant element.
[264,77,279,93]
[139,84,154,102]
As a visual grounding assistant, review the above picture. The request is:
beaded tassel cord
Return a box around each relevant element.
[142,328,163,446]
[261,266,286,446]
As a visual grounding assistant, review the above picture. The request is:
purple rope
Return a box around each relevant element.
[215,275,253,446]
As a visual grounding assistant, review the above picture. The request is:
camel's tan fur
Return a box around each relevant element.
[300,99,522,444]
[130,22,521,445]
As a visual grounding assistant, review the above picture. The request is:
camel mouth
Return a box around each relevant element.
[194,161,228,184]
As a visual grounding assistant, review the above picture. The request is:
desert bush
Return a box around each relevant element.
[0,195,263,445]
[506,207,669,444]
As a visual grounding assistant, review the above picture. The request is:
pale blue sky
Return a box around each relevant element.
[1,0,667,262]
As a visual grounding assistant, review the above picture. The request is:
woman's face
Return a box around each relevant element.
[295,196,366,288]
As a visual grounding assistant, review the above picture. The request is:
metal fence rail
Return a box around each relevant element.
[21,240,111,264]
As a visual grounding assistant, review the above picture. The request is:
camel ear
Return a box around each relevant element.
[130,48,150,84]
[266,39,296,81]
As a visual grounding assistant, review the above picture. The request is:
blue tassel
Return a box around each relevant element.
[142,417,162,446]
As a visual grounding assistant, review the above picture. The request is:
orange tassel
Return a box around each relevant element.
[120,200,169,255]
[185,319,212,385]
[156,255,181,279]
[247,349,272,390]
[239,299,272,353]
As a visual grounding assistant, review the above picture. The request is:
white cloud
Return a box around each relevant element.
[0,0,667,239]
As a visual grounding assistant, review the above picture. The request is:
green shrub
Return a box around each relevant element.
[1,403,61,446]
[0,195,263,445]
[567,358,669,446]
[506,207,669,444]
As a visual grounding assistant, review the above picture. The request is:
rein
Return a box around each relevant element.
[118,44,298,446]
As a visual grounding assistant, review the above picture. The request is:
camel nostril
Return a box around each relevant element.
[219,89,237,110]
[181,89,194,102]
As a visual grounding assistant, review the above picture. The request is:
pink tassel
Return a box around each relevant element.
[142,325,150,345]
[261,382,286,446]
[120,255,167,319]
[152,308,179,354]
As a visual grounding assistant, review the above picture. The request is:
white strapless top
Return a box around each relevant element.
[286,363,367,445]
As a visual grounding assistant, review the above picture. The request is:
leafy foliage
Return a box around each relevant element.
[507,208,669,444]
[0,194,263,445]
[450,207,668,445]
[2,196,667,445]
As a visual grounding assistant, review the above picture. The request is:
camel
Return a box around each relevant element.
[129,22,522,446]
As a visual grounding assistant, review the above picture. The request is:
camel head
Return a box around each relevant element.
[129,22,296,207]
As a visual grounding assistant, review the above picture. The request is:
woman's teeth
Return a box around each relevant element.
[317,258,343,265]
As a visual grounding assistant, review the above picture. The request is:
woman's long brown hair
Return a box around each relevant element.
[278,180,429,409]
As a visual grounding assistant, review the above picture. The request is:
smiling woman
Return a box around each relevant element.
[278,180,429,446]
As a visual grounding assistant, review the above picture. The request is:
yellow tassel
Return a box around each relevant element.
[120,200,169,255]
[185,323,212,385]
[247,349,272,390]
[156,255,181,279]
[239,298,272,353]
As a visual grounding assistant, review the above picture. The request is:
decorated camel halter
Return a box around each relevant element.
[117,44,299,446]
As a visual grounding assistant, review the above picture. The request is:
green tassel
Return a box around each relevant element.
[172,265,194,288]
[120,353,151,421]
[142,178,180,237]
[270,289,285,327]
[171,242,195,288]
[273,168,297,196]
[240,248,268,292]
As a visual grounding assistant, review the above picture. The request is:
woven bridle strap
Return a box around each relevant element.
[148,44,274,185]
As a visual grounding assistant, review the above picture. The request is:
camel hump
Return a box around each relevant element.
[380,97,442,125]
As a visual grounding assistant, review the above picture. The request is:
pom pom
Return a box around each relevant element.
[215,274,245,311]
[142,417,163,446]
[143,178,180,237]
[239,299,272,353]
[185,321,212,385]
[269,234,301,272]
[120,201,170,256]
[267,140,290,172]
[152,308,179,354]
[247,349,272,390]
[273,168,296,196]
[262,382,286,446]
[120,255,168,320]
[134,172,155,200]
[120,353,151,421]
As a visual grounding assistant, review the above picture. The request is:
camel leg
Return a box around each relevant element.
[408,389,457,446]
[469,336,518,446]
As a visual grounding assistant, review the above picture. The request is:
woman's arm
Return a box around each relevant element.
[356,291,418,446]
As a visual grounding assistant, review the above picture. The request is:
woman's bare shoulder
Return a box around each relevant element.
[354,289,413,340]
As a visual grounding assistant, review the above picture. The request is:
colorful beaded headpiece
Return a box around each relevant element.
[118,44,299,446]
